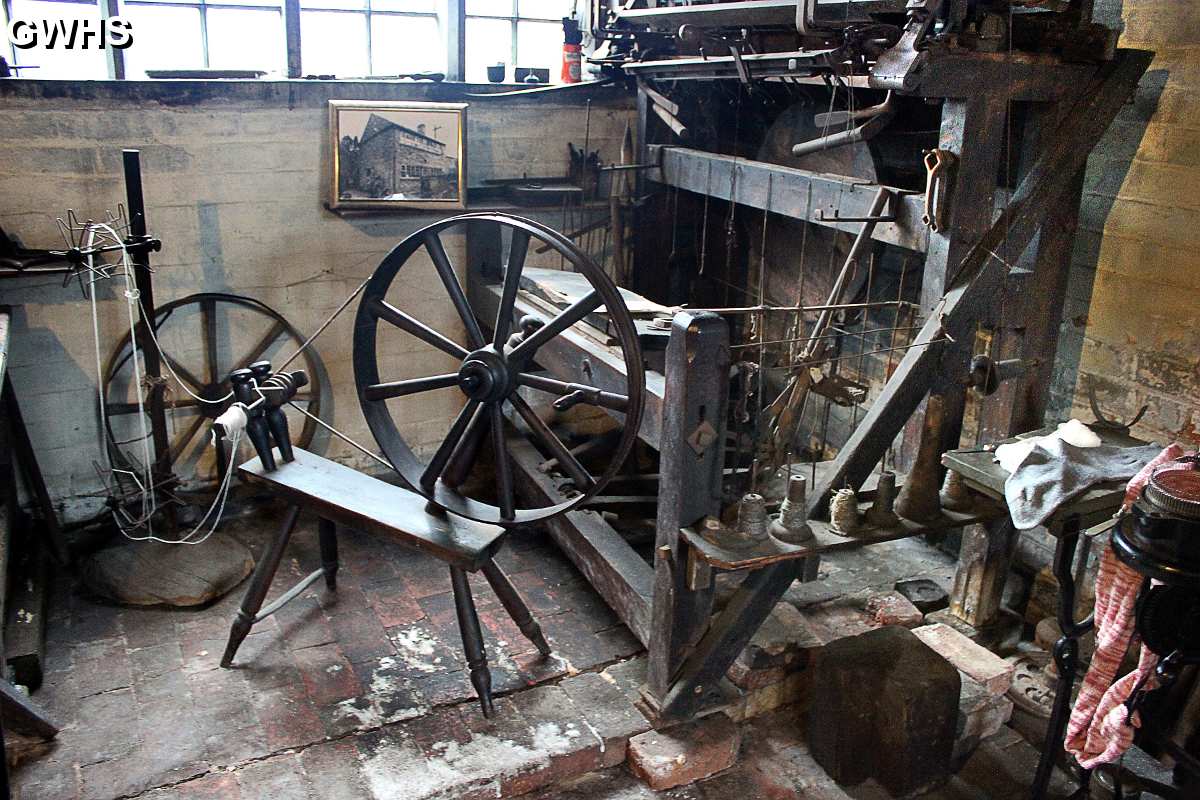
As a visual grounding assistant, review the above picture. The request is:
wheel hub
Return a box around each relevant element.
[458,347,513,403]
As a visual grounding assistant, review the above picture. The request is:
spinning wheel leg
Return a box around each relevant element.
[221,504,301,667]
[482,560,552,657]
[450,565,494,717]
[318,517,339,590]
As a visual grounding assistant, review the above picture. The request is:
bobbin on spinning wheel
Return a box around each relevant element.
[353,213,644,525]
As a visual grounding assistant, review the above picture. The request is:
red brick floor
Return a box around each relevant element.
[9,504,1075,800]
[11,504,643,799]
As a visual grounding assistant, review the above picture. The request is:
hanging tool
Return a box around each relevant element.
[922,148,956,232]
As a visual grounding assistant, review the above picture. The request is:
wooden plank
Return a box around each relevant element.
[508,437,654,644]
[5,537,47,689]
[805,49,1154,519]
[647,312,728,702]
[239,448,504,571]
[0,678,57,738]
[648,146,928,252]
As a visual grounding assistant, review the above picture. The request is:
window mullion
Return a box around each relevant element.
[364,0,372,76]
[198,0,211,68]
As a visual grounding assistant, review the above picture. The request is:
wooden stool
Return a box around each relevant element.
[220,448,551,717]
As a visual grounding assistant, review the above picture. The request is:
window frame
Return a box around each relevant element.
[465,0,565,79]
[3,0,581,80]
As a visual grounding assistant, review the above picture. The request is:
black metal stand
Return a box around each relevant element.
[1031,518,1096,800]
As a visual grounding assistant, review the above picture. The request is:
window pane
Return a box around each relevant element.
[466,0,513,17]
[465,16,510,82]
[370,14,442,76]
[302,0,366,11]
[518,0,570,20]
[517,19,559,75]
[207,8,285,74]
[121,4,205,77]
[9,0,109,79]
[371,0,436,10]
[207,0,281,6]
[300,9,368,76]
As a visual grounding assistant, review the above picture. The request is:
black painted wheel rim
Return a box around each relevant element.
[353,213,645,525]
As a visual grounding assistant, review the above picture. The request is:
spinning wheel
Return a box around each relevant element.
[103,292,324,491]
[354,213,644,525]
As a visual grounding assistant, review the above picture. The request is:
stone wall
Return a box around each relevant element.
[0,78,633,519]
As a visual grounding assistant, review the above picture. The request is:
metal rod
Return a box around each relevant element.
[287,401,392,470]
[277,276,370,372]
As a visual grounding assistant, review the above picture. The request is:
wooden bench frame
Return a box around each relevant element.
[219,448,551,717]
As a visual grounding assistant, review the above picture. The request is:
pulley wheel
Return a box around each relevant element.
[353,213,644,525]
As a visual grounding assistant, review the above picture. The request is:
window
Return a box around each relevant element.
[120,0,286,77]
[300,0,442,78]
[3,0,581,80]
[6,0,110,79]
[465,0,572,84]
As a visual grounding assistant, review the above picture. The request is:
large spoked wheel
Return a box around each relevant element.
[354,213,645,525]
[103,292,325,492]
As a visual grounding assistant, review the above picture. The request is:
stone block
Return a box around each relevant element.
[627,713,741,791]
[559,671,652,767]
[953,675,1015,765]
[913,623,1014,697]
[728,603,820,691]
[807,625,961,797]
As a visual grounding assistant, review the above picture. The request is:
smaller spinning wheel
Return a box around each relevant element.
[354,213,645,525]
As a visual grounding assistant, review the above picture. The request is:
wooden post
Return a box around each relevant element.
[644,311,730,711]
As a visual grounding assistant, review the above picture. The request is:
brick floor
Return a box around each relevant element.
[10,507,1077,800]
[11,506,653,800]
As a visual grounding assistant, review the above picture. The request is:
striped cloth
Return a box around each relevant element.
[1064,443,1187,768]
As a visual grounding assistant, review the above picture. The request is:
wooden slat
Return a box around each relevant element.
[239,448,504,571]
[508,437,654,645]
[649,146,928,252]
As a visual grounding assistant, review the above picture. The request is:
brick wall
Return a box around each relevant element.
[0,79,633,519]
[1063,1,1200,444]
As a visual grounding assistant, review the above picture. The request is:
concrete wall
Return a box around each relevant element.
[1063,1,1200,444]
[0,79,633,520]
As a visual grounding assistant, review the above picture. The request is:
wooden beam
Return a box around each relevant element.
[508,438,654,644]
[648,146,928,252]
[807,49,1153,517]
[646,312,729,702]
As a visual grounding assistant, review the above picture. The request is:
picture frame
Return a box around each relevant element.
[329,100,468,211]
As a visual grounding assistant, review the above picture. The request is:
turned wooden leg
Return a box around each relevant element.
[221,505,301,667]
[318,517,339,591]
[482,559,552,657]
[450,565,494,717]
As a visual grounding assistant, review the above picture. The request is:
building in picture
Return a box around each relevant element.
[338,112,459,200]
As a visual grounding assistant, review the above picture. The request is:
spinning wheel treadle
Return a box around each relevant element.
[353,213,645,525]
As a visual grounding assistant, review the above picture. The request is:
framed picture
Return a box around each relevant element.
[329,100,468,211]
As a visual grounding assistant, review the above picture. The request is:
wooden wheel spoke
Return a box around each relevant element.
[509,289,602,363]
[490,402,515,521]
[442,403,489,488]
[368,298,469,360]
[201,297,219,384]
[421,399,481,489]
[231,320,288,375]
[424,232,485,349]
[168,414,207,462]
[508,394,594,490]
[517,373,629,413]
[364,373,459,402]
[493,229,531,348]
[161,351,205,393]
